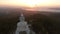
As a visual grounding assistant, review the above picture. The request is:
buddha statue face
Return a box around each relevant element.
[19,13,25,22]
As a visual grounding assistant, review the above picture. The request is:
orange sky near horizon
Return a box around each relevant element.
[0,0,60,8]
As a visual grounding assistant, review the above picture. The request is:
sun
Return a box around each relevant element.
[14,0,52,8]
[16,0,40,7]
[0,0,56,8]
[14,0,48,8]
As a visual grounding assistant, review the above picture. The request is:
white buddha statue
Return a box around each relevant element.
[15,13,30,34]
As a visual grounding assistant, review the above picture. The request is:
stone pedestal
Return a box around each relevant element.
[19,31,26,34]
[19,30,36,34]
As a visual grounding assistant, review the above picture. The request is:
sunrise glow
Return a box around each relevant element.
[0,0,60,8]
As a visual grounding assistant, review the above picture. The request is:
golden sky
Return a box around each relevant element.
[0,0,60,8]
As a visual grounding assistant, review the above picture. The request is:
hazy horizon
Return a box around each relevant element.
[0,0,60,7]
[0,0,60,12]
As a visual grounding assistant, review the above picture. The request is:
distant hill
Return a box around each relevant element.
[49,8,60,10]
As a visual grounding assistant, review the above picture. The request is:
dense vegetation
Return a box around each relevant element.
[0,9,60,34]
[25,12,60,34]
